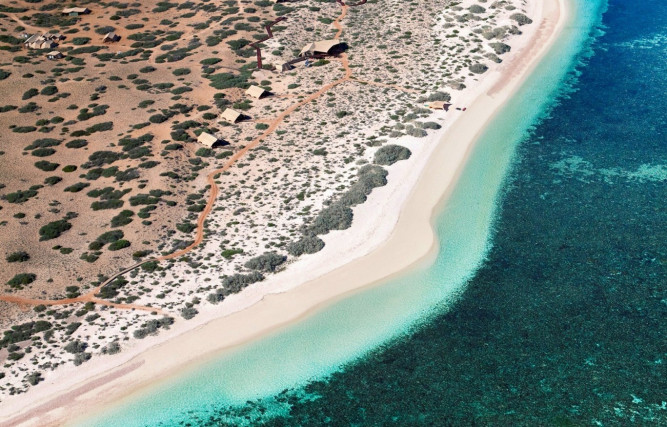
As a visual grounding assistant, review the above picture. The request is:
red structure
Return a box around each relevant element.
[249,17,287,69]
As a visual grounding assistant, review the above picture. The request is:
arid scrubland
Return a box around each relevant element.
[0,0,532,397]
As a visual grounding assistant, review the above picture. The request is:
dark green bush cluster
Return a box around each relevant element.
[64,182,90,193]
[6,251,30,263]
[7,273,36,289]
[0,321,51,349]
[469,63,489,74]
[96,277,128,299]
[308,165,388,235]
[39,219,72,240]
[510,13,533,26]
[111,210,134,227]
[374,144,412,166]
[77,105,108,121]
[5,188,38,204]
[35,160,60,171]
[489,42,511,55]
[244,252,286,273]
[66,139,88,149]
[427,91,451,102]
[82,150,121,169]
[25,138,61,150]
[133,317,174,339]
[286,236,325,256]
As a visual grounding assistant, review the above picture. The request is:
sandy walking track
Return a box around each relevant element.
[0,1,417,312]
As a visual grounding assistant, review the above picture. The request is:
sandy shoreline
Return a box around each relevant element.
[0,0,568,424]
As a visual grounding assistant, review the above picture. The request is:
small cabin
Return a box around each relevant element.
[46,51,63,60]
[427,101,451,111]
[103,32,120,43]
[221,108,242,123]
[246,85,268,99]
[197,132,218,148]
[62,7,91,16]
[299,39,344,57]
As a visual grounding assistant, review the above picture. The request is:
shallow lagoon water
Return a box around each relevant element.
[79,0,667,424]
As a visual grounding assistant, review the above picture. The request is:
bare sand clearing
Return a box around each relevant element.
[0,0,567,424]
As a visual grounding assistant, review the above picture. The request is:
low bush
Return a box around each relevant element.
[34,160,60,171]
[7,273,36,289]
[110,210,134,227]
[469,63,489,74]
[108,239,130,251]
[39,219,72,240]
[5,189,38,204]
[6,251,30,263]
[221,271,264,295]
[286,236,325,256]
[244,252,286,273]
[64,182,90,193]
[510,13,533,26]
[374,144,412,166]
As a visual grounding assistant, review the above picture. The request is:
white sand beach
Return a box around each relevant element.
[0,0,568,424]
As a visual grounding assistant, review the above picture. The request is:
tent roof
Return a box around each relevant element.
[221,108,242,123]
[299,39,342,56]
[63,7,90,13]
[246,85,267,99]
[197,132,218,147]
[427,101,450,110]
[47,51,62,56]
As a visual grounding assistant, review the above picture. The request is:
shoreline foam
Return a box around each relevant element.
[0,0,568,424]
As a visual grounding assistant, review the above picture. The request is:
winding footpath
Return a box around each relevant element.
[1,1,418,312]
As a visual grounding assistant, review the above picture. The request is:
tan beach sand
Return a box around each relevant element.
[0,0,567,424]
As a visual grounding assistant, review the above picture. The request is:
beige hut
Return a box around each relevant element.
[299,39,343,57]
[197,132,218,148]
[246,85,267,99]
[46,51,63,60]
[221,108,242,123]
[103,32,120,43]
[42,40,58,49]
[427,101,451,111]
[62,7,91,16]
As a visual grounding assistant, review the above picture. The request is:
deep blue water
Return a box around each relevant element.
[199,0,665,424]
[86,0,665,424]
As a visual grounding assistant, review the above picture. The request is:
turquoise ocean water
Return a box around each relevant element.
[84,0,666,424]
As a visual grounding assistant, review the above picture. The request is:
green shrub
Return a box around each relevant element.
[22,88,38,100]
[66,139,88,149]
[24,138,61,150]
[108,239,130,251]
[374,144,412,166]
[40,86,58,96]
[6,251,30,263]
[5,189,38,204]
[91,199,124,210]
[34,160,60,171]
[510,13,533,26]
[111,210,134,227]
[7,273,36,289]
[13,126,37,133]
[0,69,11,80]
[427,91,451,102]
[244,252,286,273]
[97,230,124,244]
[31,148,56,157]
[469,63,488,74]
[286,236,325,256]
[172,68,191,76]
[62,165,77,172]
[44,176,62,186]
[64,182,90,193]
[39,220,72,240]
